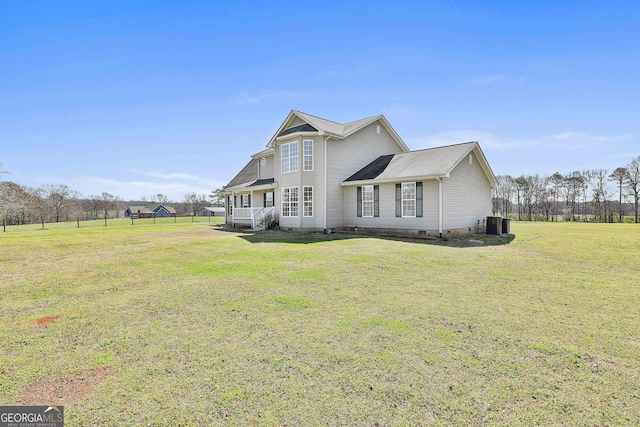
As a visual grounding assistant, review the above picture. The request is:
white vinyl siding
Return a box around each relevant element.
[402,182,416,217]
[303,186,313,217]
[281,141,298,173]
[362,185,374,217]
[303,140,313,171]
[345,181,439,232]
[442,149,493,229]
[282,187,298,217]
[327,121,406,228]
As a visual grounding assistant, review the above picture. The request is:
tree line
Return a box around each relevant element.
[492,155,640,223]
[0,164,226,226]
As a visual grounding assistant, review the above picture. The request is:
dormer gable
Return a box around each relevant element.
[266,110,409,152]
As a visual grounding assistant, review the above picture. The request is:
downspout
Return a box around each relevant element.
[323,134,329,233]
[437,177,443,238]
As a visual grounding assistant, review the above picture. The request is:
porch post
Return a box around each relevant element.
[250,190,255,229]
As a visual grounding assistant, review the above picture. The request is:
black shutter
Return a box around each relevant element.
[416,182,423,218]
[374,185,380,217]
[396,184,401,217]
[248,194,251,207]
[263,193,267,207]
[234,195,237,208]
[357,187,362,217]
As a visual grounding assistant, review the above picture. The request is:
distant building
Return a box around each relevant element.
[199,207,225,217]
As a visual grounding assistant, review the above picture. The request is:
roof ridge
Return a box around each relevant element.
[400,141,477,154]
[293,110,344,126]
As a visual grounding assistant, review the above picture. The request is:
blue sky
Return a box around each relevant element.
[1,1,638,201]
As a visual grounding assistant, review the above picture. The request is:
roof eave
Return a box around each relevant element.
[341,175,447,187]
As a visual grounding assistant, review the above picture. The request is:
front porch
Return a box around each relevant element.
[226,182,277,230]
[232,206,276,229]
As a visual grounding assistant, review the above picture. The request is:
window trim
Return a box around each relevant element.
[281,140,299,174]
[303,186,313,217]
[303,139,314,171]
[362,185,374,217]
[281,187,299,217]
[401,182,416,218]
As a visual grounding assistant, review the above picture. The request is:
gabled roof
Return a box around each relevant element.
[267,110,409,152]
[224,159,258,190]
[251,147,275,159]
[154,204,176,214]
[127,206,154,214]
[342,142,497,187]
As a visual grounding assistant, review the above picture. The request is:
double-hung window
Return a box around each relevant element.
[303,186,313,217]
[282,187,299,217]
[265,192,273,208]
[402,182,416,217]
[281,141,298,173]
[241,194,250,208]
[362,185,374,217]
[303,140,313,171]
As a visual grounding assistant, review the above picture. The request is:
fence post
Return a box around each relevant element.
[42,216,44,230]
[154,216,156,224]
[3,218,5,232]
[192,215,194,223]
[77,218,80,228]
[105,214,107,227]
[174,215,176,223]
[131,217,134,225]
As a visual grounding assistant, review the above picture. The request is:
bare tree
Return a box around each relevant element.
[182,192,208,216]
[625,156,640,224]
[41,184,81,222]
[0,182,40,225]
[86,195,102,220]
[609,167,627,222]
[99,192,116,219]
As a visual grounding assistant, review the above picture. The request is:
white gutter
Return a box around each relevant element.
[340,174,448,187]
[437,177,443,237]
[323,133,329,232]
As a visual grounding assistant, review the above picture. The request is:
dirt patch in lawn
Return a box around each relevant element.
[16,367,115,405]
[34,316,59,325]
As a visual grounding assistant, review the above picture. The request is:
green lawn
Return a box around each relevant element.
[1,220,638,426]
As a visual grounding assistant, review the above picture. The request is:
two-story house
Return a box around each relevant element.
[223,110,496,237]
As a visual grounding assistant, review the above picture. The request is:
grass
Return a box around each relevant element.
[0,219,638,426]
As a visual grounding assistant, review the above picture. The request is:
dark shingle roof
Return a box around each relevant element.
[250,178,275,187]
[278,123,317,137]
[344,154,395,182]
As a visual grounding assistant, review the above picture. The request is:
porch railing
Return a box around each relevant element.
[233,207,262,220]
